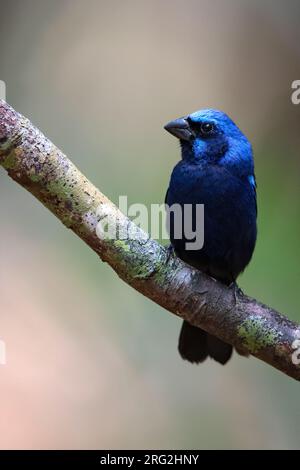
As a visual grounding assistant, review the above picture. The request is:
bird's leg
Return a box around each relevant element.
[229,281,244,305]
[165,243,176,264]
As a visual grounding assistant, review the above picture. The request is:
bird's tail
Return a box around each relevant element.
[178,320,233,365]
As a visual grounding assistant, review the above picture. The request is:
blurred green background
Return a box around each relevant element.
[0,0,299,450]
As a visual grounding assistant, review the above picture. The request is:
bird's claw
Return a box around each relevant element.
[165,244,175,263]
[229,281,243,305]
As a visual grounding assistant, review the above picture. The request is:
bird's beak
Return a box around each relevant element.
[164,117,193,141]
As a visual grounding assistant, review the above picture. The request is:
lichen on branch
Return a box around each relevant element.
[0,99,299,381]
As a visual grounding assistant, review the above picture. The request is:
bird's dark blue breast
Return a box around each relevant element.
[166,160,257,284]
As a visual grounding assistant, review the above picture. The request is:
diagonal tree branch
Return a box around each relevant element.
[0,100,299,381]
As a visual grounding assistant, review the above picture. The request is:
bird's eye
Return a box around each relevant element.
[186,118,215,137]
[200,122,214,135]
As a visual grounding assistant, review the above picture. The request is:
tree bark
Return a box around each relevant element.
[0,100,299,381]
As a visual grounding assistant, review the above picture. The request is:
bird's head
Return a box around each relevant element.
[164,109,253,174]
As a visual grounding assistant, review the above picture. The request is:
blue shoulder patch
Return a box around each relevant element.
[248,175,256,188]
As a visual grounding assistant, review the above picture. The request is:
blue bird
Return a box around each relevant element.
[164,109,257,364]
